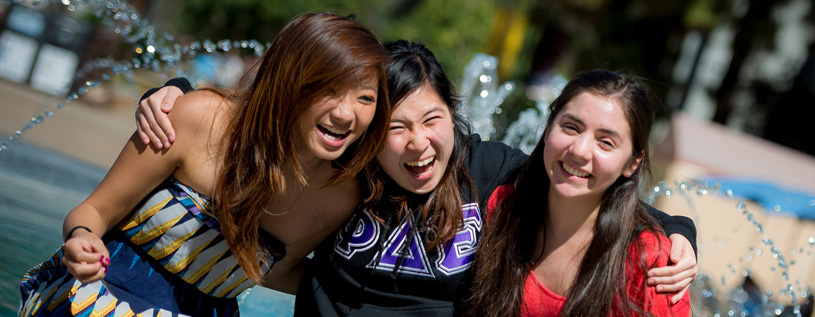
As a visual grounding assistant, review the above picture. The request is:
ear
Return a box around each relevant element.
[623,151,644,177]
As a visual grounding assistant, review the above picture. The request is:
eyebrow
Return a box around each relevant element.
[390,106,445,124]
[361,85,377,91]
[562,114,621,139]
[422,106,445,118]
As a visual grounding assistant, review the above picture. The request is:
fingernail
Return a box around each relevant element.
[100,255,105,262]
[162,103,170,110]
[647,279,654,284]
[657,286,663,292]
[105,258,110,265]
[103,267,108,273]
[164,142,171,148]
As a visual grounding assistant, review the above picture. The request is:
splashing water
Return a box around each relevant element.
[649,181,815,316]
[0,0,269,152]
[459,53,514,141]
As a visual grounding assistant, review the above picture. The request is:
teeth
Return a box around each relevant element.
[320,124,349,136]
[406,156,435,167]
[324,133,342,141]
[562,163,589,177]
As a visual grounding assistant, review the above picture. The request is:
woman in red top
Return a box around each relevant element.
[468,69,690,316]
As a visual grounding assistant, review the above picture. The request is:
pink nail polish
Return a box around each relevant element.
[104,258,111,265]
[100,255,105,262]
[103,267,108,273]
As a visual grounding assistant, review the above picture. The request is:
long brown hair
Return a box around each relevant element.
[467,69,663,316]
[212,12,390,282]
[364,40,474,250]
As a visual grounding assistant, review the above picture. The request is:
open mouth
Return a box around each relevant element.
[318,124,351,141]
[561,162,590,178]
[405,156,435,177]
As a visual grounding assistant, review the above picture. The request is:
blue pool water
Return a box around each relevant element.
[0,141,293,316]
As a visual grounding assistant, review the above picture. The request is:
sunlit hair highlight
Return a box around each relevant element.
[209,12,390,282]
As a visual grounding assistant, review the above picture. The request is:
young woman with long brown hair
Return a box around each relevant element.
[467,69,691,316]
[20,12,390,316]
[136,43,697,315]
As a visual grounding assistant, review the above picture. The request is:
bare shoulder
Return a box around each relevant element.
[170,90,231,128]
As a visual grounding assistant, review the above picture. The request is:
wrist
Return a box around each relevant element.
[65,225,93,242]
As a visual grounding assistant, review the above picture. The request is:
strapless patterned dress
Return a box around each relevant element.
[19,178,283,316]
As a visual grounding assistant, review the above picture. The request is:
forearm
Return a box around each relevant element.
[645,203,697,255]
[63,203,111,241]
[140,78,195,101]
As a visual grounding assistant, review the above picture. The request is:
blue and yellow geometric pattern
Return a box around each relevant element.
[20,178,273,316]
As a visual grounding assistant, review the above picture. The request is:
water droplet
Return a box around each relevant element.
[808,237,814,246]
[774,205,782,212]
[726,189,734,198]
[746,255,752,262]
[737,201,746,210]
[719,242,726,249]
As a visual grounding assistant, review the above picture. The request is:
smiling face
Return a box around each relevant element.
[377,84,455,194]
[298,75,380,162]
[543,91,641,204]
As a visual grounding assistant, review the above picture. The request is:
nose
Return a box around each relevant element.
[406,128,430,152]
[569,135,592,163]
[330,95,354,127]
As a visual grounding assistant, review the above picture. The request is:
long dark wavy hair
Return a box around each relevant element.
[363,39,474,249]
[467,69,664,316]
[210,12,390,283]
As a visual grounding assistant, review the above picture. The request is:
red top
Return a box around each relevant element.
[487,185,690,317]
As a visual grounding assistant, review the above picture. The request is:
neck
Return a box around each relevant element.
[545,187,601,243]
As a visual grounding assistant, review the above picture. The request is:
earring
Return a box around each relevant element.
[624,171,632,177]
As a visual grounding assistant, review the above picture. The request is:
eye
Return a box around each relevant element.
[598,139,615,150]
[359,95,376,104]
[423,116,441,125]
[388,125,404,133]
[561,123,579,134]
